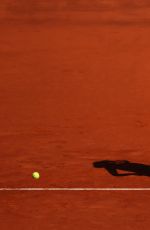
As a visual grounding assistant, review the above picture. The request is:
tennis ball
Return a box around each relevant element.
[32,172,40,179]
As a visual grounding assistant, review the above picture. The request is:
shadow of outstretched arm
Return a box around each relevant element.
[105,166,137,177]
[93,160,150,177]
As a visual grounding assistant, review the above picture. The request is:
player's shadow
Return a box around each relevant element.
[93,160,150,177]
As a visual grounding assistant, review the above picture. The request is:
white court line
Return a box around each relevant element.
[0,188,150,191]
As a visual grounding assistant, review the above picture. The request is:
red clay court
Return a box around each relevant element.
[0,1,150,229]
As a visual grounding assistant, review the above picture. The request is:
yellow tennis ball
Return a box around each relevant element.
[32,172,40,179]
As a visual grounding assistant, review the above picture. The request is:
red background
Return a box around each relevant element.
[0,1,150,229]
